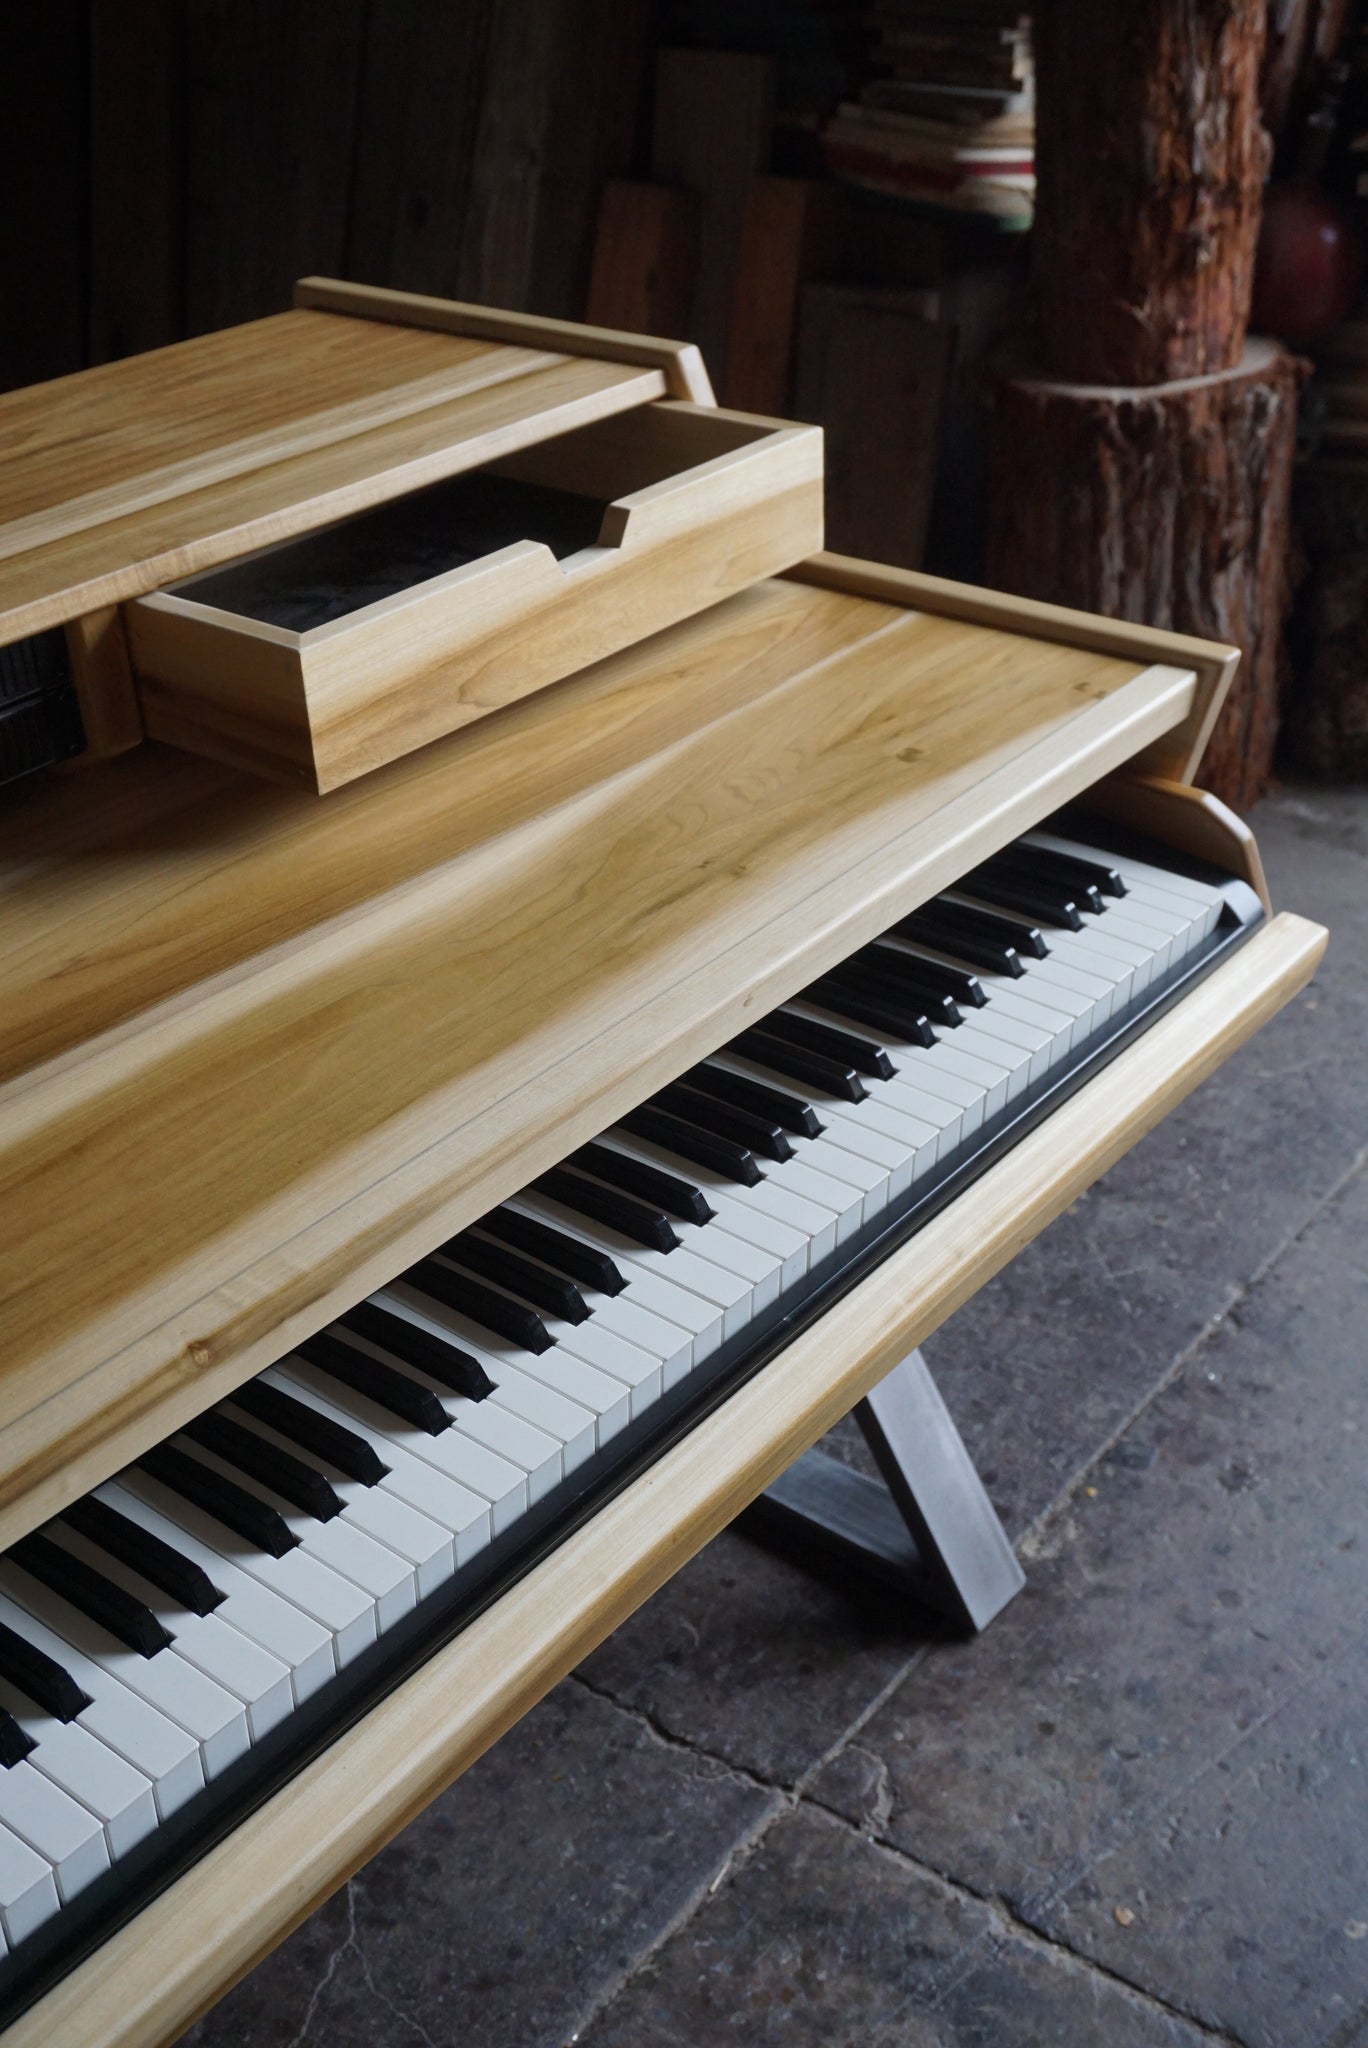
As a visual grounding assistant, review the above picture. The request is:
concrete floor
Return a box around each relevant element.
[180,784,1367,2048]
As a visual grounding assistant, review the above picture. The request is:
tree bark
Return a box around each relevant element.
[986,341,1301,809]
[1032,0,1270,385]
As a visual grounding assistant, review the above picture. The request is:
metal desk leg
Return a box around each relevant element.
[739,1347,1025,1633]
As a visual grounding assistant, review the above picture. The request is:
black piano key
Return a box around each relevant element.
[0,1618,91,1724]
[441,1233,589,1325]
[296,1332,451,1436]
[805,972,937,1049]
[961,868,1084,931]
[686,1061,823,1138]
[654,1081,793,1163]
[10,1532,173,1659]
[535,1166,679,1253]
[183,1411,342,1523]
[407,1259,555,1356]
[342,1302,494,1402]
[941,895,1049,960]
[891,902,1029,975]
[61,1496,225,1618]
[842,950,962,1028]
[763,1006,895,1080]
[479,1206,628,1297]
[0,1707,35,1768]
[619,1104,763,1188]
[871,942,986,1007]
[730,1027,867,1104]
[983,846,1104,915]
[140,1443,300,1559]
[230,1380,389,1484]
[569,1143,714,1227]
[1020,839,1126,898]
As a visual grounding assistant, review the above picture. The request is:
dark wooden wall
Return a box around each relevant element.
[1,0,655,393]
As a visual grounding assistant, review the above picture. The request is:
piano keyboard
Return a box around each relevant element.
[0,822,1263,2010]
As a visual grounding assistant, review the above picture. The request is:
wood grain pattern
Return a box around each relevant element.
[651,48,775,400]
[1085,771,1272,912]
[587,182,701,340]
[787,552,1240,786]
[0,908,1323,2048]
[293,277,715,404]
[0,577,1195,1551]
[793,289,951,571]
[0,339,663,643]
[127,405,823,789]
[60,608,144,762]
[726,178,838,417]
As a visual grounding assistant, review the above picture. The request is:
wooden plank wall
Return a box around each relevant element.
[1,2,1013,579]
[5,0,655,391]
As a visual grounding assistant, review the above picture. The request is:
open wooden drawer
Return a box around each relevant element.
[0,896,1321,2048]
[125,399,823,792]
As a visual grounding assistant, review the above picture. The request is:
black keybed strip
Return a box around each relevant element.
[0,856,1261,2027]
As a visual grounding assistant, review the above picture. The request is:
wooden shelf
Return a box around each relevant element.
[0,570,1211,1551]
[0,905,1323,2048]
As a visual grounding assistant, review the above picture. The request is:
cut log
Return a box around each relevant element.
[1032,0,1271,384]
[986,340,1301,809]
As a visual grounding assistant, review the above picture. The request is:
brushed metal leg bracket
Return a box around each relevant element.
[739,1347,1025,1634]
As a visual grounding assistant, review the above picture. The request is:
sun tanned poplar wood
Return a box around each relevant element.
[0,908,1324,2048]
[0,580,1203,1550]
[786,551,1239,787]
[125,405,824,789]
[0,316,667,643]
[293,276,716,405]
[1082,771,1271,914]
[59,606,143,761]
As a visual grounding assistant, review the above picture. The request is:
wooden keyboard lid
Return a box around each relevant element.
[0,279,714,645]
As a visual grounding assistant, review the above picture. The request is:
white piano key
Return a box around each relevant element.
[385,1287,628,1450]
[154,1440,391,1655]
[176,1422,423,1631]
[605,1131,842,1268]
[785,1130,889,1228]
[981,979,1080,1060]
[220,1397,460,1599]
[950,999,1053,1087]
[99,1481,336,1705]
[47,1522,294,1744]
[998,956,1106,1036]
[895,1038,1000,1129]
[1085,903,1176,979]
[0,1820,59,1945]
[515,1174,755,1332]
[512,1195,699,1385]
[938,1016,1034,1101]
[111,1470,374,1671]
[1043,926,1139,1008]
[260,1367,493,1564]
[0,1756,109,1904]
[0,1563,249,1781]
[337,1310,568,1500]
[0,1680,157,1862]
[0,1587,203,1821]
[674,1216,783,1312]
[276,1356,531,1530]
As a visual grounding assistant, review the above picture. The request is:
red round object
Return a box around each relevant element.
[1252,181,1365,346]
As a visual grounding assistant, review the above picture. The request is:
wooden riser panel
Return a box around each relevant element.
[0,578,1196,1552]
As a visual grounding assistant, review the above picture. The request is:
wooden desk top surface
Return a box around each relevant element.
[0,572,1192,1543]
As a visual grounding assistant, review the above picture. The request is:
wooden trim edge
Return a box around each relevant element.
[294,277,718,407]
[784,551,1240,785]
[1080,772,1273,914]
[5,910,1325,2048]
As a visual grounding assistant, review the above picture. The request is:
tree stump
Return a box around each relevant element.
[986,340,1301,810]
[1032,0,1270,385]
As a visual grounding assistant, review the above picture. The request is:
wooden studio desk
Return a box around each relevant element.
[0,285,1326,2045]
